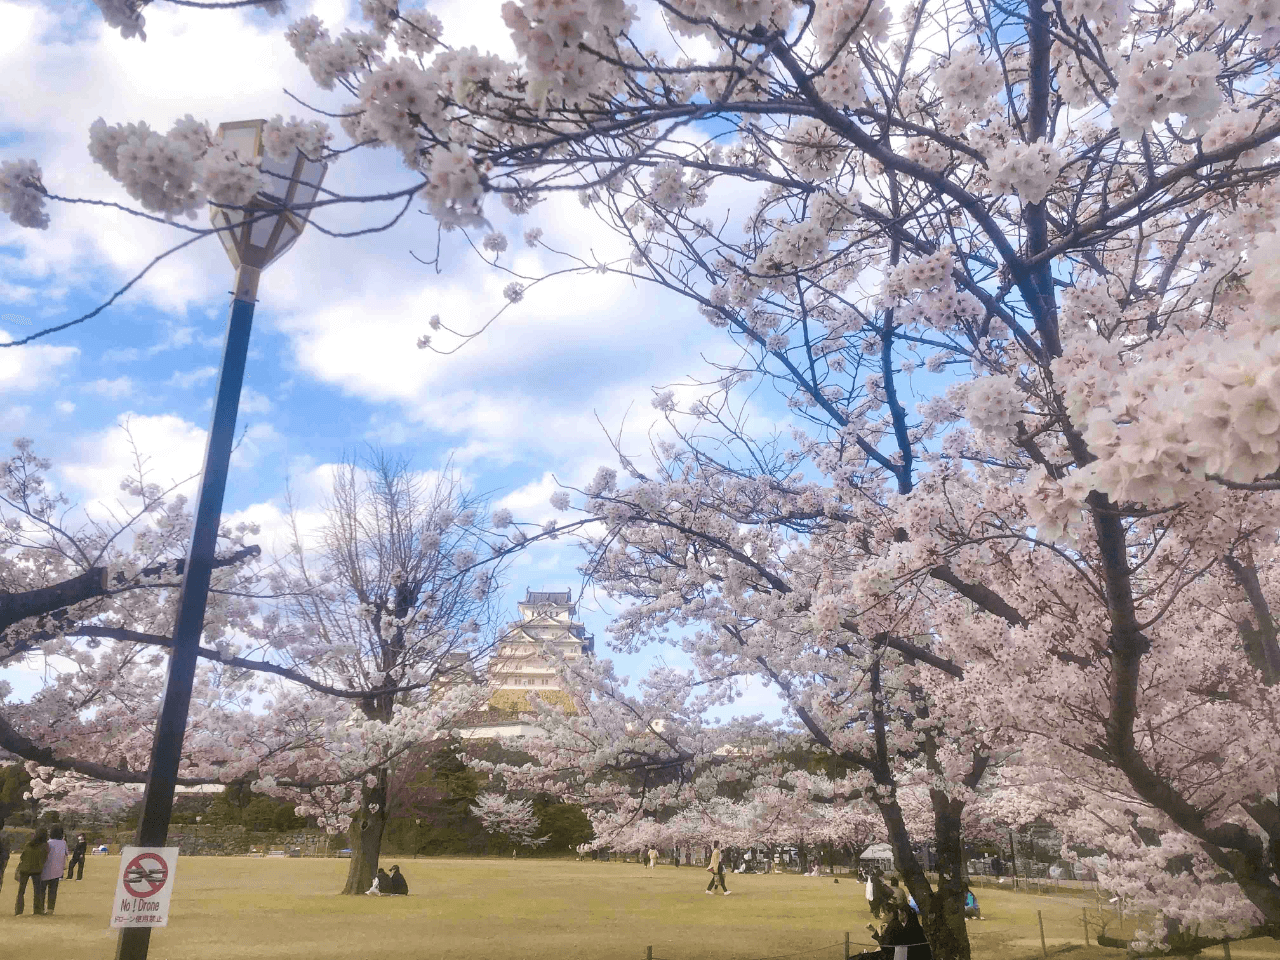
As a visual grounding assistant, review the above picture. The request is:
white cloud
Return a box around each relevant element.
[55,400,76,415]
[83,376,134,399]
[0,333,79,394]
[238,386,272,415]
[166,365,218,389]
[0,404,32,432]
[58,413,208,510]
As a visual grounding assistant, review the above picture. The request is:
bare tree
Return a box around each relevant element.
[267,448,503,894]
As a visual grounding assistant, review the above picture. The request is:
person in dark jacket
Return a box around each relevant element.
[66,834,88,881]
[869,870,893,918]
[386,864,408,895]
[14,826,49,916]
[867,904,932,960]
[366,867,394,896]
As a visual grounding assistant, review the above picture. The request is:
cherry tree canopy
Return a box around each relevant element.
[259,0,1276,954]
[0,439,535,895]
[4,0,1280,954]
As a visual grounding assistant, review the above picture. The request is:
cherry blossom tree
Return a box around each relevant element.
[7,0,1280,951]
[0,438,574,894]
[468,792,548,853]
[188,0,1276,954]
[248,448,507,894]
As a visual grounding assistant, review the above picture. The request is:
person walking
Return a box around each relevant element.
[648,847,658,871]
[66,834,88,882]
[14,826,49,916]
[42,825,68,915]
[705,840,730,895]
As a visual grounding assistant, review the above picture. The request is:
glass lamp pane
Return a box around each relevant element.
[249,214,278,248]
[293,160,327,219]
[216,224,237,258]
[259,152,295,203]
[270,235,297,265]
[218,123,261,163]
[276,219,300,250]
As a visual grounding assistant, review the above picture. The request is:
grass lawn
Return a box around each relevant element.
[4,857,1278,960]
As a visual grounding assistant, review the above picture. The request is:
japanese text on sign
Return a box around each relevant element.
[110,847,179,929]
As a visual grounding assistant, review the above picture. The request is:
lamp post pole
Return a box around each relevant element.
[115,268,259,960]
[111,119,325,960]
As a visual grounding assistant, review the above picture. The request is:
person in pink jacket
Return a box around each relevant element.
[41,825,68,915]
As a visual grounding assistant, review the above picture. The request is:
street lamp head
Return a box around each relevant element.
[209,119,328,300]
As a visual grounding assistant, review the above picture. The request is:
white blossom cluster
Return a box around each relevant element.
[0,159,49,230]
[502,0,637,108]
[1215,0,1280,42]
[1058,0,1127,33]
[356,57,438,162]
[92,0,146,40]
[811,0,893,58]
[263,115,333,162]
[934,53,1001,111]
[648,161,692,211]
[957,373,1023,438]
[905,137,951,173]
[87,115,269,220]
[419,143,485,229]
[287,16,383,92]
[394,8,444,56]
[757,191,859,275]
[1112,40,1221,141]
[1200,108,1274,168]
[663,0,794,39]
[984,139,1065,204]
[1055,290,1280,503]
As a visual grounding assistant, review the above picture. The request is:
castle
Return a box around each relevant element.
[461,589,594,739]
[490,589,594,691]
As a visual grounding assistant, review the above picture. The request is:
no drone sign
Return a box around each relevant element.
[110,847,179,928]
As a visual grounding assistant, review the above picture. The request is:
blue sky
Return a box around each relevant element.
[0,0,795,714]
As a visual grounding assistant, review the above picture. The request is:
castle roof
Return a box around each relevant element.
[525,589,572,604]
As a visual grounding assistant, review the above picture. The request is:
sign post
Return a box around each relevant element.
[111,847,179,930]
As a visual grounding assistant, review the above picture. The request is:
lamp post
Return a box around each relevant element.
[116,121,326,960]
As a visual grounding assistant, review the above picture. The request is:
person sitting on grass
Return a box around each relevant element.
[964,890,983,920]
[365,867,393,896]
[866,904,932,960]
[386,865,408,896]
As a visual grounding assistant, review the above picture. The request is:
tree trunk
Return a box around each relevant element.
[920,792,972,960]
[340,769,389,895]
[879,792,973,960]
